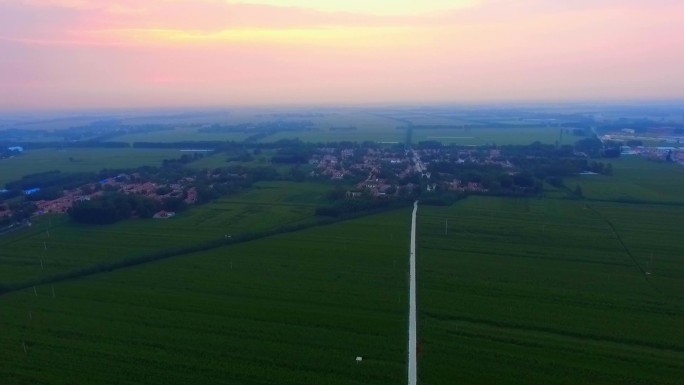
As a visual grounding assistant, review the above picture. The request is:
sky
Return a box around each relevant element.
[1,0,683,110]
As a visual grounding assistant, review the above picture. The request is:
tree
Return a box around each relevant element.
[68,193,159,224]
[573,185,584,198]
[604,163,613,176]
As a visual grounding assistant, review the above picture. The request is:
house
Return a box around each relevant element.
[184,188,198,204]
[153,210,176,219]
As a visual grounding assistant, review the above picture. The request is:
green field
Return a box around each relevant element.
[411,126,569,146]
[3,121,684,384]
[2,185,684,383]
[4,110,580,145]
[186,150,297,176]
[0,209,410,385]
[4,194,684,384]
[265,112,403,143]
[107,111,404,144]
[566,157,684,203]
[0,148,183,187]
[0,181,331,285]
[114,128,251,143]
[417,196,684,384]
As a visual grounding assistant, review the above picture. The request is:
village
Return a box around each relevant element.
[2,132,683,226]
[600,128,684,164]
[1,144,513,224]
[14,174,198,219]
[309,145,517,197]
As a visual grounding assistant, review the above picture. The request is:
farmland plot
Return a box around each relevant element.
[566,157,684,203]
[0,209,411,385]
[417,197,684,384]
[0,148,182,187]
[0,182,330,285]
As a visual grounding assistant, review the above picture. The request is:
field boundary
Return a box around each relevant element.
[0,203,412,295]
[426,312,684,353]
[585,204,661,294]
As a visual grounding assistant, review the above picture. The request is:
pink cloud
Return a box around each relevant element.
[1,0,683,110]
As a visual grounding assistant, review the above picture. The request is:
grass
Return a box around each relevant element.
[0,209,410,385]
[0,148,183,187]
[587,202,684,292]
[3,111,578,148]
[2,189,684,384]
[186,150,297,176]
[264,112,404,143]
[412,126,570,146]
[416,196,684,384]
[109,111,404,144]
[115,128,251,143]
[565,156,684,203]
[2,137,684,384]
[0,181,332,285]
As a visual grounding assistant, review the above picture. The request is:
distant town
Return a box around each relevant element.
[3,125,682,231]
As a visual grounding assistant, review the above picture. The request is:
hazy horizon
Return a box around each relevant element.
[2,0,683,111]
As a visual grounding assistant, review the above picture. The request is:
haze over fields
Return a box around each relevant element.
[1,0,684,110]
[2,2,684,383]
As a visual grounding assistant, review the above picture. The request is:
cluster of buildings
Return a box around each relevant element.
[0,206,11,218]
[1,146,23,160]
[619,145,684,164]
[310,151,351,180]
[310,145,503,197]
[311,147,413,194]
[444,180,487,193]
[35,190,96,214]
[354,178,397,197]
[33,175,198,215]
[603,128,684,164]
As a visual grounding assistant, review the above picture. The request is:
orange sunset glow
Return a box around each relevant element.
[1,0,683,110]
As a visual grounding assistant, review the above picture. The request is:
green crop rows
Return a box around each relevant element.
[0,182,329,285]
[0,148,184,187]
[3,194,683,384]
[417,196,684,384]
[1,210,411,385]
[566,157,684,203]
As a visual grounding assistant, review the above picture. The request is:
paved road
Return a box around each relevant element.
[408,201,418,385]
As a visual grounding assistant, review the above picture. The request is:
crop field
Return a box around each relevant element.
[0,182,331,286]
[0,209,411,385]
[3,120,684,385]
[264,123,567,145]
[110,111,404,143]
[589,202,684,294]
[0,148,183,187]
[186,150,297,176]
[262,112,404,143]
[566,157,684,203]
[3,181,684,384]
[266,129,402,144]
[114,128,251,143]
[2,110,579,146]
[0,116,107,132]
[411,126,568,146]
[416,196,684,384]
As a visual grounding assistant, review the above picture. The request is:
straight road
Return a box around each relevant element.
[408,201,418,385]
